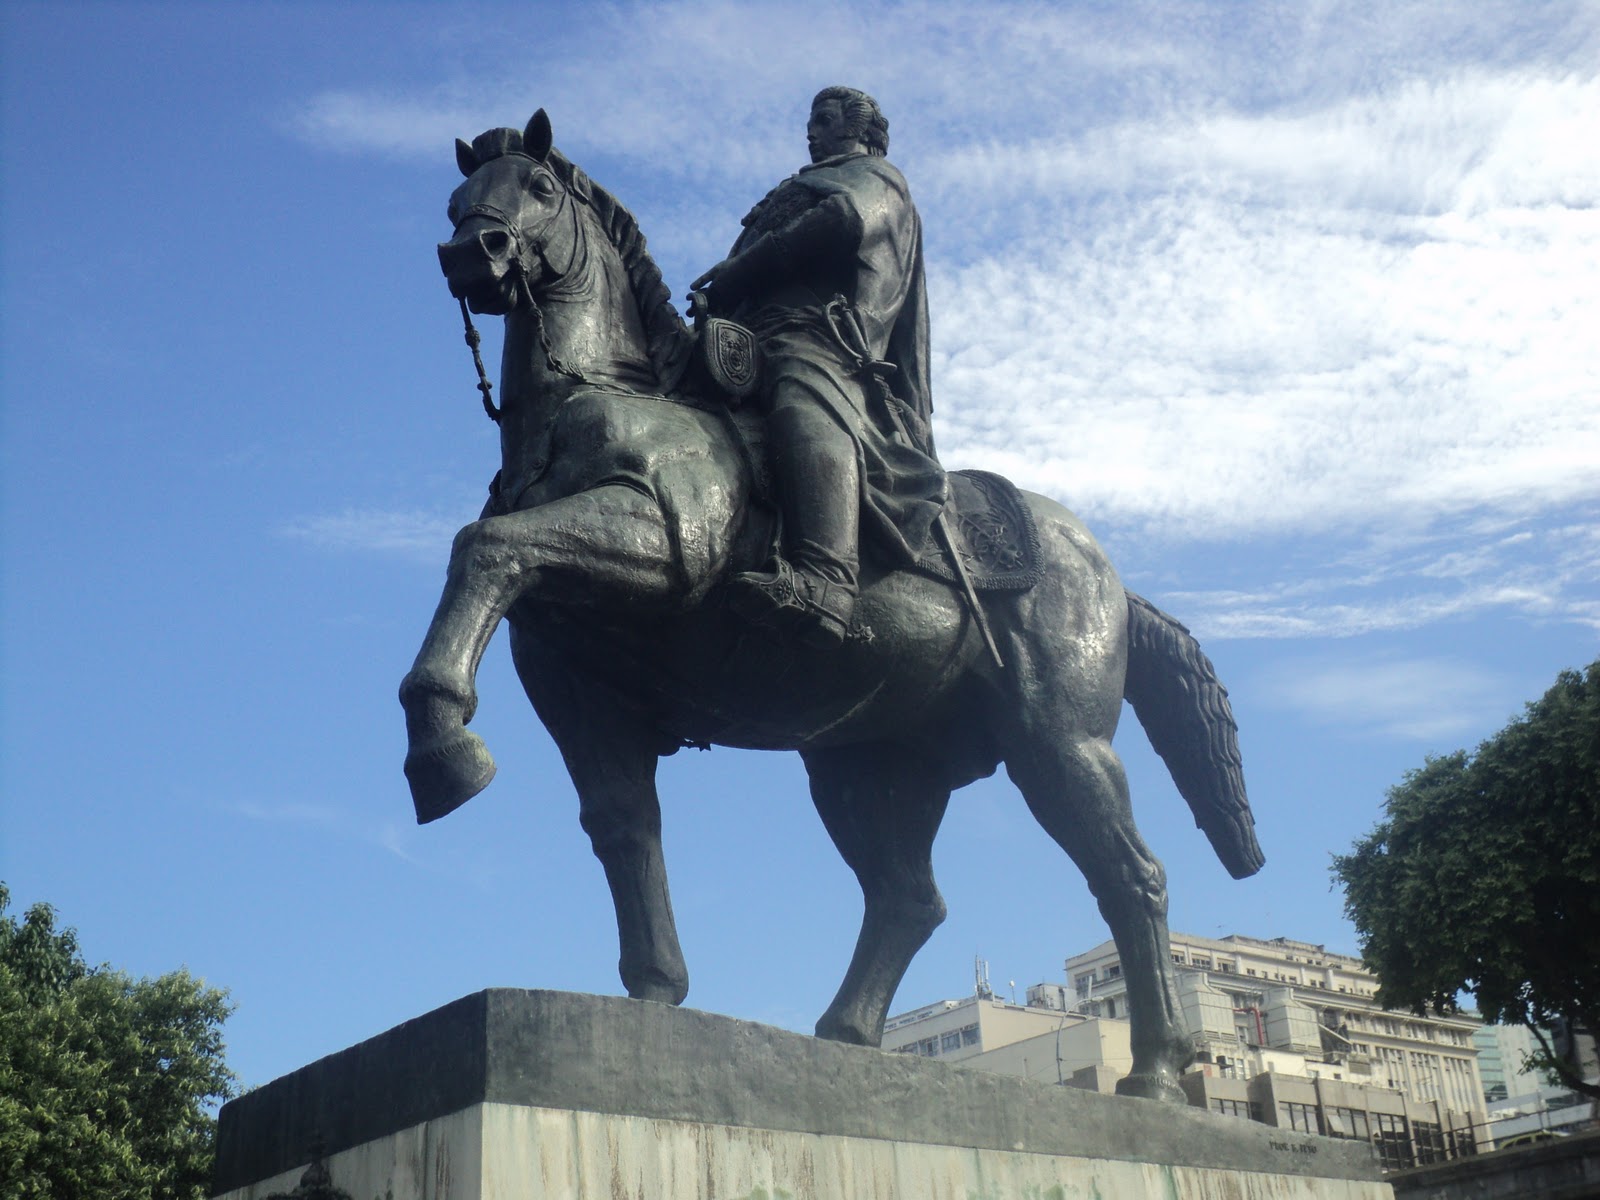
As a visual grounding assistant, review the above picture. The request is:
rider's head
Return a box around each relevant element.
[812,86,889,157]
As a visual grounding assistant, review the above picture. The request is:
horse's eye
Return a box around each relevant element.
[531,173,557,199]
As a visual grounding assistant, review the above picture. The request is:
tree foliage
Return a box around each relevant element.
[0,884,236,1198]
[1333,660,1600,1099]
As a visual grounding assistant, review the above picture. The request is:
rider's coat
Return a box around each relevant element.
[725,151,947,565]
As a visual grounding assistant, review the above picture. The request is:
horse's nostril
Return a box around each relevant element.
[479,229,511,257]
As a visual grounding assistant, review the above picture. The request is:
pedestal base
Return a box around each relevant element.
[213,990,1392,1199]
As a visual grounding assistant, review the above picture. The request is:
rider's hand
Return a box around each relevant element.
[688,232,784,310]
[689,259,727,293]
[690,254,745,305]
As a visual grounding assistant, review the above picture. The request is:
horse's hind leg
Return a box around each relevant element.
[1006,733,1193,1103]
[805,742,952,1046]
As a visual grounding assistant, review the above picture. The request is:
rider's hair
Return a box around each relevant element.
[813,86,888,156]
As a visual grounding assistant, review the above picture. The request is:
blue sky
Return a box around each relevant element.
[2,1,1595,1096]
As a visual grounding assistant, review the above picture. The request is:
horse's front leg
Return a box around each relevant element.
[400,484,678,822]
[510,625,688,1004]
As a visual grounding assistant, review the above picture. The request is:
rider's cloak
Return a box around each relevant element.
[729,152,946,564]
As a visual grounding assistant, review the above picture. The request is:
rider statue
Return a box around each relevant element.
[691,86,947,648]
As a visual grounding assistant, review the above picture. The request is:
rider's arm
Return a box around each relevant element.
[691,193,863,305]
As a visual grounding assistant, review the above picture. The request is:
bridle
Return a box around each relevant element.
[449,159,583,424]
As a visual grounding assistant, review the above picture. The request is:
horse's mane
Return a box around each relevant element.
[547,148,695,393]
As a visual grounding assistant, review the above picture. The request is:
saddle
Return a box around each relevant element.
[913,469,1041,593]
[723,400,1039,596]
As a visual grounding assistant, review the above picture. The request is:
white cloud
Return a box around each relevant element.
[230,801,437,871]
[231,800,342,828]
[924,69,1600,542]
[1153,510,1599,639]
[280,508,463,562]
[1254,654,1508,739]
[282,2,1600,638]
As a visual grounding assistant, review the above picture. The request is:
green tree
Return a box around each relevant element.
[0,884,236,1198]
[1333,660,1600,1100]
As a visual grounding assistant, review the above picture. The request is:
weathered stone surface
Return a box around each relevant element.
[1389,1130,1600,1200]
[215,990,1384,1196]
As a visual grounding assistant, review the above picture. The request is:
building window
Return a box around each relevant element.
[1212,1099,1260,1121]
[961,1024,980,1047]
[1373,1113,1414,1171]
[1324,1107,1370,1140]
[941,1031,962,1053]
[1075,973,1094,998]
[1279,1103,1322,1134]
[1414,1121,1447,1165]
[1106,964,1121,979]
[1104,998,1117,1018]
[919,1038,938,1056]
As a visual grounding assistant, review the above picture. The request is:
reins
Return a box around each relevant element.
[458,299,500,424]
[450,161,660,421]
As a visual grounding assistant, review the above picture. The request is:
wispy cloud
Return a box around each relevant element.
[281,2,1599,640]
[1253,654,1509,739]
[280,508,463,562]
[230,799,445,873]
[1155,510,1599,639]
[926,68,1600,539]
[231,800,344,829]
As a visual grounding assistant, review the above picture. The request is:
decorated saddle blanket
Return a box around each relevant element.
[915,469,1042,593]
[720,405,1039,595]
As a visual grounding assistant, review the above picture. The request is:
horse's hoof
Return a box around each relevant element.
[815,1010,879,1047]
[405,730,497,824]
[1115,1072,1188,1105]
[628,980,689,1006]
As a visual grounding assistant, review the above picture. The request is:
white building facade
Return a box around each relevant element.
[1061,933,1486,1117]
[884,932,1492,1171]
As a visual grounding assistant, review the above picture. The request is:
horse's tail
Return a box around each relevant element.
[1123,591,1264,879]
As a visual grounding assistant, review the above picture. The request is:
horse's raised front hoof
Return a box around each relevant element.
[1115,1072,1188,1105]
[405,730,497,824]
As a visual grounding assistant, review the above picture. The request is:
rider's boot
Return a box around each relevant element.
[728,416,860,648]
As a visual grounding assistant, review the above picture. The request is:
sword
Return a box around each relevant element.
[824,298,1005,670]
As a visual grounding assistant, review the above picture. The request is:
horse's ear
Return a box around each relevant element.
[455,138,479,177]
[525,109,553,162]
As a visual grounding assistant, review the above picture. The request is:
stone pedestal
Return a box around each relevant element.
[213,990,1392,1199]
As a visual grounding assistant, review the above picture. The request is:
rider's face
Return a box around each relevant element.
[808,99,864,162]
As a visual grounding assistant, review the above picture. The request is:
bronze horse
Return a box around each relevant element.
[400,111,1263,1103]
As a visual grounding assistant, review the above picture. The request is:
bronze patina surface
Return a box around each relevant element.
[401,95,1263,1104]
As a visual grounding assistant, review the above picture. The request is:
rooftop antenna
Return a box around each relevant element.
[974,955,993,1000]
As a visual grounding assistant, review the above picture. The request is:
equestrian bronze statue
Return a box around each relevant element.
[400,93,1263,1105]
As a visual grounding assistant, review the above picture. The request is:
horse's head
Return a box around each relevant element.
[439,110,578,315]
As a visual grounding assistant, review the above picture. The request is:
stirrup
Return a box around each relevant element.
[728,558,853,648]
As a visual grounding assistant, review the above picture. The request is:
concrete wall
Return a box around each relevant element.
[1389,1130,1600,1200]
[214,990,1393,1200]
[220,1101,1400,1200]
